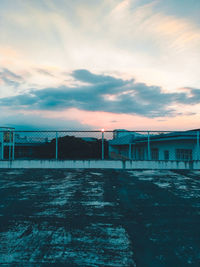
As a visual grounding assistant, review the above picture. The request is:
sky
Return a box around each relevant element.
[0,0,200,130]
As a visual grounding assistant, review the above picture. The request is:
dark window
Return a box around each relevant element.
[176,149,192,161]
[151,148,159,160]
[164,150,169,160]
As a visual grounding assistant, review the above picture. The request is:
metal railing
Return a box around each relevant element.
[0,129,200,161]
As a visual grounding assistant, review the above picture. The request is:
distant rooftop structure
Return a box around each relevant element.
[81,137,98,142]
[0,126,15,130]
[15,134,48,144]
[0,127,15,144]
[113,129,142,140]
[113,129,130,139]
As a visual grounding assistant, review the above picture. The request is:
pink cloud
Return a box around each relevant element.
[18,108,200,131]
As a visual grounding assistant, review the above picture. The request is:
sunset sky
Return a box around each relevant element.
[0,0,200,130]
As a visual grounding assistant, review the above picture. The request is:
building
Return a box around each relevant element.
[14,134,49,158]
[0,129,48,160]
[109,130,200,161]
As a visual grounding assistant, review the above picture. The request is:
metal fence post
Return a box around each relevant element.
[197,131,200,160]
[147,131,151,160]
[56,131,58,160]
[101,130,104,160]
[9,130,11,161]
[12,131,15,160]
[1,132,4,160]
[129,143,132,160]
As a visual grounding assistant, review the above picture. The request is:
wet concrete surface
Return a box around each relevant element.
[0,169,200,266]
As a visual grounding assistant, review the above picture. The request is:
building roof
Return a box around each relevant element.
[109,133,139,145]
[109,130,198,146]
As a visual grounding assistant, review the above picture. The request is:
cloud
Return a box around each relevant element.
[0,68,23,87]
[109,0,200,53]
[72,69,130,86]
[0,69,199,118]
[0,111,90,131]
[1,0,200,91]
[35,68,55,77]
[2,68,23,80]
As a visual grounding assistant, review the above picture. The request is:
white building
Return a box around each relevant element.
[109,130,200,161]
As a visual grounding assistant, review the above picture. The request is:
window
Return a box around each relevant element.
[151,148,159,160]
[164,150,169,160]
[176,149,192,161]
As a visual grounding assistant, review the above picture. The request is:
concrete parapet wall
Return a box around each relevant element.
[0,160,200,169]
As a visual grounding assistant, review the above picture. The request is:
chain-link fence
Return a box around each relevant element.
[0,129,199,161]
[109,130,200,161]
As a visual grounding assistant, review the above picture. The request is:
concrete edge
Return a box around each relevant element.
[0,160,200,169]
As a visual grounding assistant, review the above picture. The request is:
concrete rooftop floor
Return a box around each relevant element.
[0,169,200,266]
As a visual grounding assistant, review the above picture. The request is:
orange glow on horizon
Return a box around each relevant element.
[18,108,200,131]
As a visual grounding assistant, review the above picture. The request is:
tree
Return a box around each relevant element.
[35,135,108,159]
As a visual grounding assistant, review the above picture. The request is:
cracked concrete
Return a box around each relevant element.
[0,169,200,266]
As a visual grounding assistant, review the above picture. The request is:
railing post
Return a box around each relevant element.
[197,131,200,160]
[56,131,58,160]
[129,143,132,160]
[9,130,11,161]
[12,131,15,160]
[1,132,4,160]
[102,130,104,160]
[147,131,151,160]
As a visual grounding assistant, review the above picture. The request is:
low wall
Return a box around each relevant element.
[0,160,200,169]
